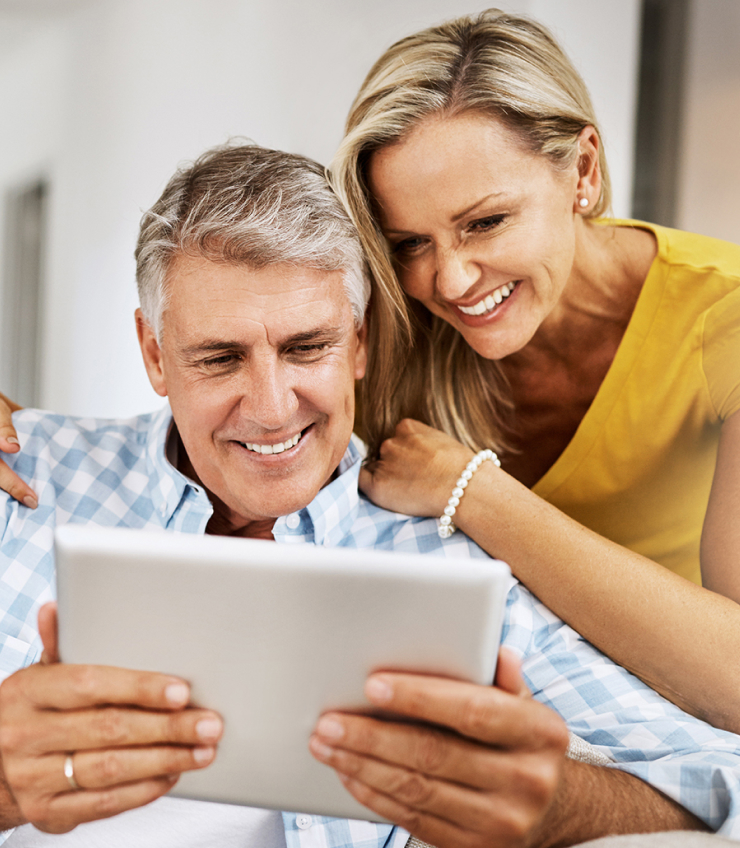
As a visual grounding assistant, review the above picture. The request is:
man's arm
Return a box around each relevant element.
[310,650,707,848]
[0,603,223,834]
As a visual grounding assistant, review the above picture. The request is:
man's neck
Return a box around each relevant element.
[205,510,276,540]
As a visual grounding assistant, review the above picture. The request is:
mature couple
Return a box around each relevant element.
[2,9,740,848]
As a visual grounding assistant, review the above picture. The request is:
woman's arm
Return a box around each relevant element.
[360,415,740,733]
[0,393,37,508]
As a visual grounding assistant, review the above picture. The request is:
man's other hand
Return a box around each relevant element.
[309,648,569,848]
[0,602,223,834]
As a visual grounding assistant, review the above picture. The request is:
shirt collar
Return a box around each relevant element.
[272,436,364,546]
[144,404,213,527]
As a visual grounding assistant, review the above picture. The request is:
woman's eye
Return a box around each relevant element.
[468,214,506,233]
[391,236,427,256]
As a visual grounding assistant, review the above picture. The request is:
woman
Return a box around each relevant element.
[329,9,740,732]
[2,9,740,731]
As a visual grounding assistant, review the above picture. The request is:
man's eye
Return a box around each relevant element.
[290,343,328,356]
[202,354,239,369]
[468,214,506,233]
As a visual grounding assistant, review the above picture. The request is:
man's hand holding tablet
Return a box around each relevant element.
[0,603,223,834]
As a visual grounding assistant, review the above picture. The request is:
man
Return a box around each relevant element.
[0,143,738,848]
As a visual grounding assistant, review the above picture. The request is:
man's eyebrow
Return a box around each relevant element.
[281,327,344,346]
[180,341,246,356]
[179,327,345,357]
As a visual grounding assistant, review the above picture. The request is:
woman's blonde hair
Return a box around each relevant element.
[331,8,610,460]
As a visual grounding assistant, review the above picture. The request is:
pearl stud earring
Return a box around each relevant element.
[578,197,589,208]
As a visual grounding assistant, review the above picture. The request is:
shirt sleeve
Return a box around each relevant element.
[503,582,740,836]
[703,285,740,421]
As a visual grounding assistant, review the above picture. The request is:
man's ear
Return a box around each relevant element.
[135,309,168,397]
[354,318,369,381]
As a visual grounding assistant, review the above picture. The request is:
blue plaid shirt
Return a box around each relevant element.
[2,405,740,846]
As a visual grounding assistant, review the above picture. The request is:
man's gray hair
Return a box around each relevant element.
[135,142,370,339]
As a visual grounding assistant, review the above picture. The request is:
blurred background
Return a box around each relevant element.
[0,0,737,418]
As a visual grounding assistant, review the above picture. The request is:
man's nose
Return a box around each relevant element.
[435,246,481,301]
[242,359,299,430]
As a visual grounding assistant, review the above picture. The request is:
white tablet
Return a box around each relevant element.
[55,524,510,822]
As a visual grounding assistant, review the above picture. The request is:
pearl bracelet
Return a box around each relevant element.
[437,448,501,539]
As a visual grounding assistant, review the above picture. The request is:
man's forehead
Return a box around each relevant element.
[163,255,354,345]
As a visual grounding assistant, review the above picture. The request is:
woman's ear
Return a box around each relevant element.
[135,309,168,397]
[573,126,601,213]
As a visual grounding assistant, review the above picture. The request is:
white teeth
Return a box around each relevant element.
[459,282,517,315]
[243,432,302,455]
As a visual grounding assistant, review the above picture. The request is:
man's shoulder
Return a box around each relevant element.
[352,493,489,560]
[9,408,160,473]
[12,407,156,446]
[2,408,167,524]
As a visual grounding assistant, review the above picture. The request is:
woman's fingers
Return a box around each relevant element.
[0,460,38,508]
[360,419,472,515]
[0,393,38,507]
[0,392,23,414]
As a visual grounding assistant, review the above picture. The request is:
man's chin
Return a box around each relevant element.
[227,480,328,526]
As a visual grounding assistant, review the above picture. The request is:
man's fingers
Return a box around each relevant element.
[38,603,59,664]
[8,704,223,755]
[494,648,530,697]
[4,662,192,712]
[362,673,566,751]
[309,714,549,800]
[312,714,558,791]
[0,460,37,508]
[10,746,215,797]
[25,776,177,834]
[330,772,474,848]
[67,744,216,790]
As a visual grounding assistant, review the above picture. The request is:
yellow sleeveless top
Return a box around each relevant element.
[533,221,740,585]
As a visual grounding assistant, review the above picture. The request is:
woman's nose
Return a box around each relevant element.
[435,247,481,300]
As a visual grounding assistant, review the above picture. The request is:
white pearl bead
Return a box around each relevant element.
[438,446,499,539]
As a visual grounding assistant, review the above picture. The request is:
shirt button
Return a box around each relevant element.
[286,513,301,530]
[159,503,167,515]
[296,814,312,830]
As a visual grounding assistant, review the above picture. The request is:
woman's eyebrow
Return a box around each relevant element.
[450,192,507,223]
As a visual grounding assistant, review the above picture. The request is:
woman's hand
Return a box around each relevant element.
[359,419,476,517]
[309,649,570,848]
[0,393,37,508]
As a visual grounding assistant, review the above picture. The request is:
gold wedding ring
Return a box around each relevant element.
[64,753,80,790]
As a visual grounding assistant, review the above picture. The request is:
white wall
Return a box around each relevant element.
[0,0,641,418]
[676,0,740,244]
